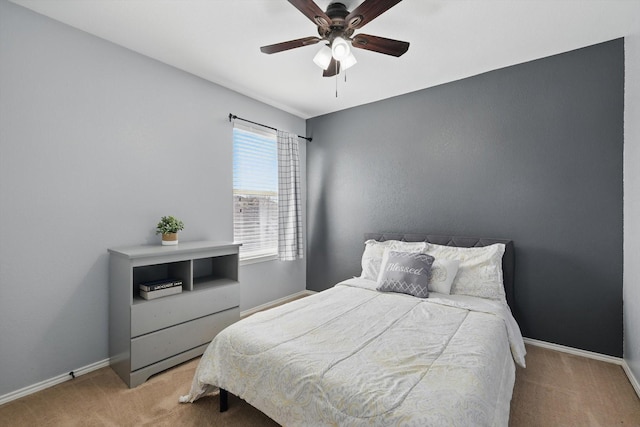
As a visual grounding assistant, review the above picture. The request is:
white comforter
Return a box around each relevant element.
[180,278,526,426]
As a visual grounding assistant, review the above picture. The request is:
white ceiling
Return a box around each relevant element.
[10,0,640,119]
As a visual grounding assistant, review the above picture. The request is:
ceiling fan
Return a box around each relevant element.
[260,0,409,77]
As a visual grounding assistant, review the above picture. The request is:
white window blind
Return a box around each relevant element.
[233,125,278,260]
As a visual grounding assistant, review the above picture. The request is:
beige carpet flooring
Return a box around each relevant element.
[1,344,639,426]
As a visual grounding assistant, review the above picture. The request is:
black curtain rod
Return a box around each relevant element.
[228,113,312,142]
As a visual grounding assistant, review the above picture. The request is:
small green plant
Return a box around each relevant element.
[155,215,184,235]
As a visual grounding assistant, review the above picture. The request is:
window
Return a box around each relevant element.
[233,125,278,261]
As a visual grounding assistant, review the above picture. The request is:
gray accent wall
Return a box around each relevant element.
[0,0,305,397]
[307,40,624,357]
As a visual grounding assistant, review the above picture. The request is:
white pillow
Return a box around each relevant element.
[424,243,506,301]
[360,239,427,280]
[428,258,460,295]
[360,240,392,280]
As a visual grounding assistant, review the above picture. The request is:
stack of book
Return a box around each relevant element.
[138,278,183,300]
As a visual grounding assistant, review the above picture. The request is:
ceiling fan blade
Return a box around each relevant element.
[323,58,341,77]
[345,0,403,29]
[260,36,321,54]
[287,0,333,29]
[351,34,409,57]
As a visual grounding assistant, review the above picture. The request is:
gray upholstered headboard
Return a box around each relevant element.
[365,233,515,309]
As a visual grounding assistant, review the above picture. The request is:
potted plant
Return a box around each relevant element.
[156,215,184,246]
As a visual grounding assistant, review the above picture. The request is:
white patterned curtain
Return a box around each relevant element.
[277,130,303,260]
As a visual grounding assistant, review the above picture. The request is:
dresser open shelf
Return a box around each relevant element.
[108,241,241,387]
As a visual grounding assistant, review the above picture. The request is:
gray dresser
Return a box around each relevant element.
[108,241,240,387]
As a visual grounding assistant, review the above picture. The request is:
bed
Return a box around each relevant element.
[180,233,526,426]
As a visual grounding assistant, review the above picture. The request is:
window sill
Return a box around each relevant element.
[240,253,278,266]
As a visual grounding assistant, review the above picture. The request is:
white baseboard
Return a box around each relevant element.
[523,337,640,399]
[523,337,623,365]
[0,358,110,406]
[241,290,316,318]
[622,360,640,398]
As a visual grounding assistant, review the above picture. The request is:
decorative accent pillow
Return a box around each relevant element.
[424,243,506,301]
[428,258,460,295]
[376,250,435,298]
[360,240,428,280]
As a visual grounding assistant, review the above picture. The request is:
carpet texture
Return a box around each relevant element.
[1,344,639,426]
[510,345,640,426]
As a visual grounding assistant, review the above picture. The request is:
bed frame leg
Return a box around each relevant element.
[219,388,228,412]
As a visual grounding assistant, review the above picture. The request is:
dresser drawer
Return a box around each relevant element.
[131,281,239,337]
[130,307,238,371]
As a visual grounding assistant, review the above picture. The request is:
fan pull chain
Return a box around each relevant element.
[335,61,339,98]
[335,68,349,97]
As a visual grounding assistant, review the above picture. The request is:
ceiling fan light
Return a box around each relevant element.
[341,52,357,70]
[313,45,332,70]
[331,36,350,60]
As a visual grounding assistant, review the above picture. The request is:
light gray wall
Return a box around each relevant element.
[0,0,305,397]
[624,33,640,383]
[307,40,624,357]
